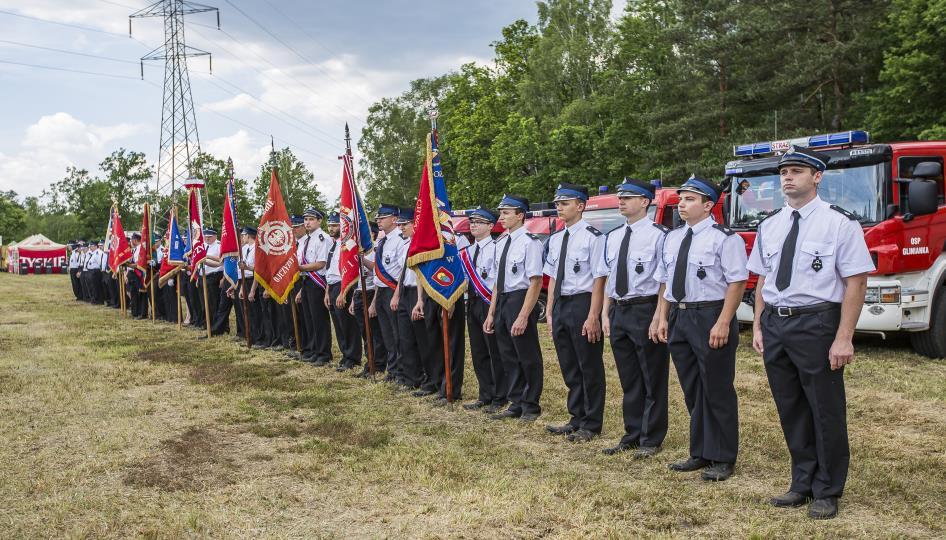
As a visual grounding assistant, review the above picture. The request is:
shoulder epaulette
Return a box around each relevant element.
[830,204,857,220]
[525,232,540,241]
[758,207,782,226]
[713,223,735,236]
[653,222,669,233]
[586,225,602,237]
[318,233,325,241]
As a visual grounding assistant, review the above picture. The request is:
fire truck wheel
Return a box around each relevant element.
[911,287,946,359]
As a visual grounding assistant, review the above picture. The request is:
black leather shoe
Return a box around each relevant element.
[518,412,540,423]
[286,351,300,360]
[602,442,636,456]
[271,345,285,351]
[546,423,577,436]
[808,497,838,519]
[252,344,267,350]
[463,400,486,411]
[431,397,449,407]
[566,429,597,442]
[355,370,371,379]
[770,491,812,508]
[701,461,734,481]
[312,360,328,367]
[335,364,353,372]
[411,388,436,397]
[483,402,507,414]
[490,409,521,420]
[634,445,661,459]
[669,456,711,472]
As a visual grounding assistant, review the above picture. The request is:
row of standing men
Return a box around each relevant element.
[66,147,871,520]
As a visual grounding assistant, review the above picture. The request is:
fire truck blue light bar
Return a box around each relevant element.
[733,130,870,157]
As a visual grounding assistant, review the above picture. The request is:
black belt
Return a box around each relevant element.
[559,292,592,300]
[671,299,725,310]
[764,301,840,318]
[615,295,658,306]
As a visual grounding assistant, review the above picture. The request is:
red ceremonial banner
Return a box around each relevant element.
[108,206,132,271]
[254,168,299,304]
[136,202,151,272]
[186,187,207,280]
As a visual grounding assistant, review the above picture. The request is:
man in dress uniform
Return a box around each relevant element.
[238,227,262,344]
[597,178,670,457]
[544,183,607,442]
[654,177,747,481]
[199,229,224,336]
[460,207,507,413]
[296,207,332,363]
[68,242,83,300]
[324,212,359,369]
[391,208,426,389]
[127,232,148,319]
[748,147,873,519]
[370,204,405,383]
[83,240,105,304]
[101,240,117,308]
[351,234,387,378]
[484,194,545,422]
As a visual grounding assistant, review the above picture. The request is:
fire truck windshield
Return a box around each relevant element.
[730,163,884,228]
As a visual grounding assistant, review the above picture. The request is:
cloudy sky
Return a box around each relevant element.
[0,0,624,204]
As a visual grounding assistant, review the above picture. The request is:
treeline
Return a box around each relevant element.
[356,0,945,209]
[1,148,327,243]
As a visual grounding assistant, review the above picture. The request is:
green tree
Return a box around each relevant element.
[0,191,27,241]
[253,148,327,218]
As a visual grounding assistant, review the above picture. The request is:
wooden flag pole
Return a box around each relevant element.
[290,297,302,354]
[149,265,156,323]
[442,307,453,404]
[228,158,252,349]
[119,269,127,316]
[200,270,212,338]
[344,124,376,380]
[176,275,182,330]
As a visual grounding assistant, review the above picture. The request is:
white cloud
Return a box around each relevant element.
[0,112,148,197]
[201,129,270,181]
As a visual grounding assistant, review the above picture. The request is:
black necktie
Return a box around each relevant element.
[672,228,693,302]
[496,237,511,294]
[377,236,386,262]
[776,210,801,291]
[302,235,311,264]
[473,243,480,267]
[553,230,570,301]
[615,226,632,297]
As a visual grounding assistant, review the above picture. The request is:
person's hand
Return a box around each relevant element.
[348,303,355,316]
[546,313,553,335]
[829,338,855,370]
[483,313,495,334]
[654,318,668,343]
[324,293,331,309]
[295,291,302,304]
[239,288,245,300]
[262,290,270,299]
[336,295,346,309]
[709,319,731,349]
[368,302,377,318]
[602,315,611,338]
[582,317,602,343]
[248,290,255,301]
[511,315,528,336]
[411,302,424,321]
[752,325,764,354]
[390,295,399,312]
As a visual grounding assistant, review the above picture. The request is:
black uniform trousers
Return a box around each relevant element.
[232,279,251,339]
[200,273,223,330]
[761,305,848,499]
[467,293,506,405]
[551,292,605,433]
[260,295,281,347]
[102,272,116,307]
[186,277,203,327]
[329,282,361,367]
[375,287,401,380]
[69,268,82,299]
[85,269,103,304]
[396,286,426,389]
[241,279,262,343]
[79,269,91,301]
[301,278,332,362]
[353,289,388,373]
[163,281,179,323]
[127,271,145,317]
[495,289,543,416]
[286,281,304,350]
[608,298,669,447]
[668,303,739,464]
[210,278,233,335]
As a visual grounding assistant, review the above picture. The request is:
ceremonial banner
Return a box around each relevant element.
[406,131,467,308]
[158,209,186,287]
[219,178,241,287]
[254,168,299,304]
[186,186,206,281]
[108,206,132,271]
[338,152,373,296]
[134,202,152,287]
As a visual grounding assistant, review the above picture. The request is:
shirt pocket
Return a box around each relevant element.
[688,248,718,291]
[507,248,527,277]
[569,244,591,274]
[760,245,780,273]
[799,240,835,274]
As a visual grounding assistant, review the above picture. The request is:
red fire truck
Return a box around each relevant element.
[725,130,946,358]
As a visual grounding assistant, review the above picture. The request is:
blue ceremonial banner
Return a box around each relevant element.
[406,130,467,309]
[168,210,186,264]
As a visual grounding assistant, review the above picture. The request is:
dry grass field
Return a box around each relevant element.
[0,273,944,538]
